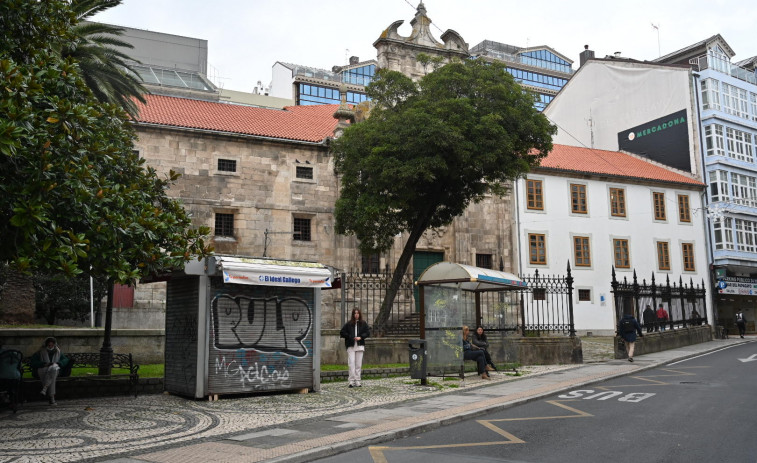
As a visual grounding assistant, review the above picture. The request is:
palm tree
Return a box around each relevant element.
[65,0,148,117]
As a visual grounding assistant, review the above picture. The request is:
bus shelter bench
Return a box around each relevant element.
[23,352,140,398]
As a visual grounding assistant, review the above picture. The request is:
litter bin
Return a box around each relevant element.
[408,339,427,380]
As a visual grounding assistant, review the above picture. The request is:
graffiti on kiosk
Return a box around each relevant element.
[214,355,292,388]
[212,294,311,357]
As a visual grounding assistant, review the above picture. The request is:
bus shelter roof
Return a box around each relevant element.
[415,262,527,292]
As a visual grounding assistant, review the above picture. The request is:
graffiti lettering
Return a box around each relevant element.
[212,295,311,357]
[214,356,292,388]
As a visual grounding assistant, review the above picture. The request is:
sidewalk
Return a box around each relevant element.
[0,337,750,463]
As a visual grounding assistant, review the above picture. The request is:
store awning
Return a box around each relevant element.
[216,256,333,288]
[416,262,526,292]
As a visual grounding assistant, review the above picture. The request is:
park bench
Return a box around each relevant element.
[23,352,140,398]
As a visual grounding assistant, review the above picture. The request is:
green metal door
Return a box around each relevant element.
[413,251,444,312]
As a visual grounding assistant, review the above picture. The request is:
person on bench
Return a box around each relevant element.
[462,326,490,380]
[472,326,497,372]
[30,337,68,405]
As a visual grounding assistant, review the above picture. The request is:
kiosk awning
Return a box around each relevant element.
[416,262,526,292]
[216,256,333,288]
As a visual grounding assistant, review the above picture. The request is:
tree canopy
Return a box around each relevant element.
[331,58,556,329]
[0,0,211,293]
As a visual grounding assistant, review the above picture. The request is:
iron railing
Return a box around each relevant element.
[341,263,576,337]
[611,268,708,332]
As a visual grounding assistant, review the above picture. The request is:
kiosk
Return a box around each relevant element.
[163,256,332,399]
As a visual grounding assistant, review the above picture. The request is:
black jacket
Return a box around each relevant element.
[340,320,370,349]
[471,332,489,350]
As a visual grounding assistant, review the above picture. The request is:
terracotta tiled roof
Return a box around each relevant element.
[134,94,339,143]
[535,144,704,186]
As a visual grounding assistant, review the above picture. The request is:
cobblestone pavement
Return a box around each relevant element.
[0,365,575,462]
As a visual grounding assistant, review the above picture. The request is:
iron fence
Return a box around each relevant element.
[611,268,708,332]
[341,263,576,337]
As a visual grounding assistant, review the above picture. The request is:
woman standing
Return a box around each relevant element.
[463,326,490,380]
[340,308,370,388]
[472,326,496,371]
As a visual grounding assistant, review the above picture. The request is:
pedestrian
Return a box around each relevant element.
[471,326,496,371]
[617,312,643,362]
[642,305,656,333]
[30,337,68,405]
[340,308,370,388]
[656,304,669,332]
[691,308,702,326]
[735,309,747,338]
[462,326,490,380]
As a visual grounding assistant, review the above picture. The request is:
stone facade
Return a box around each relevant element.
[131,123,516,330]
[374,2,469,80]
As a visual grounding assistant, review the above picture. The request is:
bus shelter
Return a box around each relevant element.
[415,262,527,382]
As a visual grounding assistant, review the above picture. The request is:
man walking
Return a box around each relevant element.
[643,305,656,333]
[618,312,644,362]
[656,304,669,332]
[735,309,747,338]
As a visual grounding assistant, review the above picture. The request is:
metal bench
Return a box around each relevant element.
[23,352,140,398]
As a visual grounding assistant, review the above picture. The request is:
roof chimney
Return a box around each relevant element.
[579,45,595,67]
[349,56,359,65]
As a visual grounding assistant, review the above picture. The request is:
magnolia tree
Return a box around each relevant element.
[331,59,556,332]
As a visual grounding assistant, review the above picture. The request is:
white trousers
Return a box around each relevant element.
[346,346,364,385]
[38,364,60,396]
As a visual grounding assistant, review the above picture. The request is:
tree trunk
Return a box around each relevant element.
[0,268,36,324]
[374,217,430,334]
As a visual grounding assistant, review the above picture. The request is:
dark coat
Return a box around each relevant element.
[340,320,370,349]
[618,314,643,342]
[642,307,655,324]
[471,332,489,350]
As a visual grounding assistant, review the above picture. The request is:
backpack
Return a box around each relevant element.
[620,318,635,334]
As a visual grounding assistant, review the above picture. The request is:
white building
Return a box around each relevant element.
[515,144,710,334]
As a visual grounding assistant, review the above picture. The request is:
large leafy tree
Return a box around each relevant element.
[0,0,211,328]
[332,59,556,331]
[65,0,148,118]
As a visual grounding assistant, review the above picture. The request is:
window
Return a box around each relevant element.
[293,217,311,241]
[361,253,380,274]
[725,127,753,162]
[570,184,587,214]
[713,217,734,250]
[735,219,757,253]
[214,213,234,237]
[526,179,544,210]
[704,124,725,156]
[578,289,591,302]
[710,170,729,202]
[656,241,670,271]
[653,192,666,220]
[701,78,720,111]
[296,165,314,179]
[681,243,695,271]
[731,172,757,206]
[677,195,691,223]
[722,83,749,119]
[573,236,591,267]
[217,159,237,172]
[613,239,630,269]
[750,92,757,122]
[528,233,546,265]
[609,188,626,217]
[476,253,493,269]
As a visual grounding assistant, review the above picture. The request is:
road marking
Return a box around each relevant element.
[738,354,757,363]
[668,344,746,365]
[367,400,590,462]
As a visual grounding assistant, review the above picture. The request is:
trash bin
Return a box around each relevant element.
[408,339,427,380]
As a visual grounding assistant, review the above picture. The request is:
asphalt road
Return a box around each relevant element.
[316,341,757,463]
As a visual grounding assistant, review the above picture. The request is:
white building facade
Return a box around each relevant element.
[515,145,711,335]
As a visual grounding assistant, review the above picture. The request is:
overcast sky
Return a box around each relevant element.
[93,0,755,93]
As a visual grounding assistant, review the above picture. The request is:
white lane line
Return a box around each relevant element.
[667,343,747,365]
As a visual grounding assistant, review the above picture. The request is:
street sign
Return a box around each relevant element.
[717,280,727,290]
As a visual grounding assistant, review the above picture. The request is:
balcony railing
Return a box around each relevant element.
[689,54,757,85]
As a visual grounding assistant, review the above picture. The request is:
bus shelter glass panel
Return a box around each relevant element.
[425,285,466,375]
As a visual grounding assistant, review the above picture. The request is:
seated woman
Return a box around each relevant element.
[471,326,496,371]
[462,326,490,380]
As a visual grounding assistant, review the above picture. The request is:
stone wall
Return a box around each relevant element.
[613,325,713,359]
[0,329,164,364]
